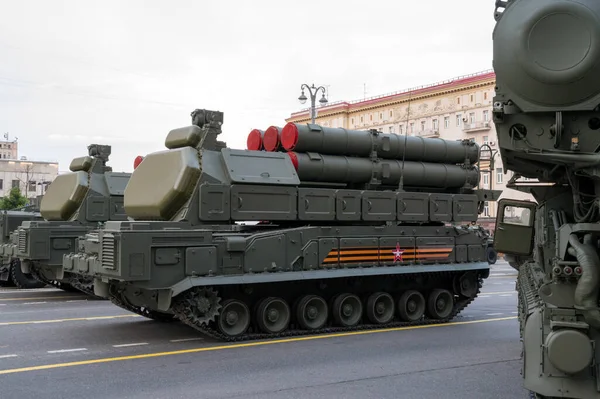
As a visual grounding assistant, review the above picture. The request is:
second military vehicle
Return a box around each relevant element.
[491,0,600,397]
[65,108,501,341]
[14,144,130,296]
[0,208,46,289]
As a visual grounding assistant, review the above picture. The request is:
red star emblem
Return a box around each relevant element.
[392,242,404,262]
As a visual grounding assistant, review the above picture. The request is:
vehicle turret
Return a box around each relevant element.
[15,143,130,295]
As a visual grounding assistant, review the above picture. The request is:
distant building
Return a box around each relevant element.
[285,70,534,230]
[0,135,59,200]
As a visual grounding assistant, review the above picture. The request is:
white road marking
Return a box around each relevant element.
[33,320,63,324]
[47,348,87,354]
[478,295,490,298]
[500,294,513,297]
[112,342,148,348]
[0,354,17,359]
[170,337,204,343]
[66,300,88,303]
[22,302,47,305]
[486,313,504,316]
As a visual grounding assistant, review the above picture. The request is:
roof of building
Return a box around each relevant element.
[287,69,496,120]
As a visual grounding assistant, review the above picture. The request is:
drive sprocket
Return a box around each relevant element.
[172,287,222,326]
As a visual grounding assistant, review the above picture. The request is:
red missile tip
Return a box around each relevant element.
[133,155,144,170]
[263,126,280,152]
[246,129,263,151]
[281,123,299,150]
[287,151,298,170]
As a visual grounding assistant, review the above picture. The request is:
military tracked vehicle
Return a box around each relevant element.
[66,108,500,341]
[14,144,130,296]
[0,208,46,289]
[490,1,600,398]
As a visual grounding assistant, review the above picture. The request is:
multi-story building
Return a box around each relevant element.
[0,135,59,201]
[0,135,19,160]
[285,70,534,230]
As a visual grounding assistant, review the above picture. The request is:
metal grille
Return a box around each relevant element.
[18,230,27,253]
[101,233,116,270]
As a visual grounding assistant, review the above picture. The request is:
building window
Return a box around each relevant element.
[379,112,383,120]
[444,116,449,128]
[0,179,3,189]
[399,125,403,134]
[421,121,426,131]
[497,167,503,184]
[483,174,489,187]
[28,181,36,192]
[11,180,19,189]
[457,97,460,105]
[389,110,393,118]
[360,116,364,123]
[483,201,490,217]
[470,94,474,102]
[483,110,489,121]
[456,114,462,126]
[388,126,394,133]
[351,118,354,125]
[483,135,489,145]
[370,114,373,121]
[432,119,438,130]
[409,123,414,133]
[484,92,488,100]
[469,112,475,123]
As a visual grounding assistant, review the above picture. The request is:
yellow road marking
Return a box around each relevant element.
[0,295,87,302]
[0,314,139,326]
[0,316,517,375]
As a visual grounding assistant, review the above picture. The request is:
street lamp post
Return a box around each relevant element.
[298,83,328,124]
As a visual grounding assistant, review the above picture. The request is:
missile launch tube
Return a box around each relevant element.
[246,129,265,151]
[280,122,479,164]
[288,152,480,189]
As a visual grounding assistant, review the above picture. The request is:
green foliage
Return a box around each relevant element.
[0,187,28,210]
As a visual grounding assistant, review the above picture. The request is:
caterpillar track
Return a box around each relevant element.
[28,267,101,298]
[169,269,485,342]
[108,285,177,322]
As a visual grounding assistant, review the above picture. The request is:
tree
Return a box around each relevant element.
[0,187,27,210]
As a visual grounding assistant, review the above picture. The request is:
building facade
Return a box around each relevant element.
[285,70,534,230]
[0,136,59,201]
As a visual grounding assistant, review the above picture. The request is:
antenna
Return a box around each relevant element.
[398,88,413,191]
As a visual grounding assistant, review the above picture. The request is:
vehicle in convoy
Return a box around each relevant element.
[13,144,130,296]
[490,0,600,397]
[0,207,46,289]
[464,225,497,265]
[64,108,501,341]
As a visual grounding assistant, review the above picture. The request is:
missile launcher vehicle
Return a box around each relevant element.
[67,108,501,341]
[490,1,600,397]
[0,209,46,289]
[14,144,130,296]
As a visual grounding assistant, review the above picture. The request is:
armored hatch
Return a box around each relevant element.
[40,156,91,221]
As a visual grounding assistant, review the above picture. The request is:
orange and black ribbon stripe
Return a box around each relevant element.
[321,246,453,265]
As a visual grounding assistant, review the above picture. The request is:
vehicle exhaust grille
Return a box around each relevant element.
[18,230,27,253]
[101,233,116,270]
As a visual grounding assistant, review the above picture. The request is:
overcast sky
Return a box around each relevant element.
[0,0,496,173]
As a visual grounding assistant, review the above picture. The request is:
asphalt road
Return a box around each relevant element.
[0,262,524,399]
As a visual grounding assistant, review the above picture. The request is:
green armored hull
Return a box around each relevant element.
[65,109,501,340]
[491,0,600,397]
[0,210,46,289]
[15,144,130,296]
